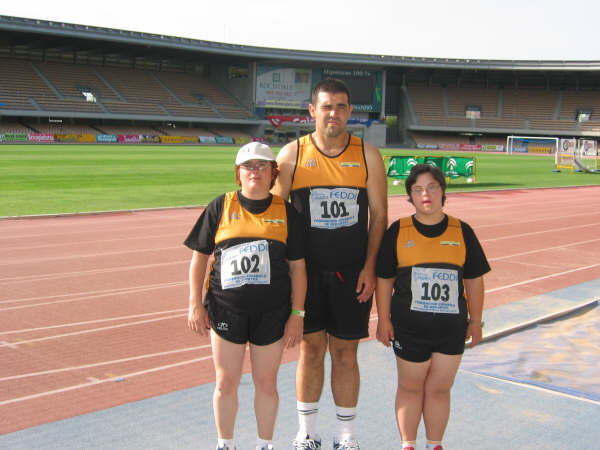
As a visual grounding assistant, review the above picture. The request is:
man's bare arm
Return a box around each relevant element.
[271,140,298,200]
[355,142,388,302]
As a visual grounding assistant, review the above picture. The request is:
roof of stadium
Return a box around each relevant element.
[3,15,600,72]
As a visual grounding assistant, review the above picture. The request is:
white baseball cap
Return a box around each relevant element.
[235,142,275,165]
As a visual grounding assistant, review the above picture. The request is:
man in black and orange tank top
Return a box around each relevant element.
[273,78,388,450]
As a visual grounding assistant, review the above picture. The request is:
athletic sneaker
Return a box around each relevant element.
[292,433,321,449]
[255,445,274,450]
[216,445,235,450]
[333,438,360,450]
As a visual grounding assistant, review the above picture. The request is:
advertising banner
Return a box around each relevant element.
[267,115,313,128]
[348,119,382,128]
[55,134,78,142]
[141,135,160,143]
[28,134,55,142]
[459,144,481,151]
[482,144,505,152]
[439,143,461,151]
[159,136,184,144]
[96,134,118,143]
[3,133,28,142]
[256,65,312,109]
[78,134,96,143]
[199,136,217,144]
[118,135,141,143]
[182,136,198,144]
[215,136,234,144]
[233,136,251,145]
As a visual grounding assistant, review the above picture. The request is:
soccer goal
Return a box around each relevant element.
[506,136,559,155]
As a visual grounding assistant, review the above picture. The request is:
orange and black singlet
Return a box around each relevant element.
[290,133,368,269]
[376,215,490,336]
[184,191,304,312]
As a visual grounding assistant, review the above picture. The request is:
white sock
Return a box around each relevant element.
[402,441,417,449]
[334,405,356,442]
[297,400,319,438]
[256,437,272,449]
[217,438,234,449]
[426,440,443,449]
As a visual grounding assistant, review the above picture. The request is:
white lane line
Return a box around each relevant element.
[0,260,188,283]
[0,232,182,252]
[0,345,211,382]
[0,308,187,335]
[1,281,185,305]
[0,281,187,310]
[0,246,183,266]
[488,237,600,261]
[0,314,185,347]
[481,222,599,242]
[485,263,600,294]
[0,355,213,406]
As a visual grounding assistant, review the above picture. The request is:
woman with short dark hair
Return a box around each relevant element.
[375,164,490,450]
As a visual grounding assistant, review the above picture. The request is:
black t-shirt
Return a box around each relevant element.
[376,215,491,279]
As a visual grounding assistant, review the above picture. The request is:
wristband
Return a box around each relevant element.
[291,309,305,317]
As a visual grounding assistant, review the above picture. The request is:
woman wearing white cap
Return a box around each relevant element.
[185,142,307,450]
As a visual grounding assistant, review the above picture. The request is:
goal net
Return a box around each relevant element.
[555,138,600,172]
[506,136,559,155]
[575,139,600,172]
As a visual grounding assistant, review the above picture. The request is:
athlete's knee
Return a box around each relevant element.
[253,372,279,396]
[300,333,328,364]
[330,342,358,370]
[215,371,240,396]
[424,380,453,398]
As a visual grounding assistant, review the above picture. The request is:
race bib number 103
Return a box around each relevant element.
[410,267,459,314]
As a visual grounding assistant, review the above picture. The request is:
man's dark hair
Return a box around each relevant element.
[405,164,447,206]
[311,78,351,105]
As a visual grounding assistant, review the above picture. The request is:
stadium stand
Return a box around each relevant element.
[24,123,99,134]
[1,15,599,148]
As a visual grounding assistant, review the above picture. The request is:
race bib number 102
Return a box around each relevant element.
[220,240,271,289]
[410,267,459,314]
[309,187,359,230]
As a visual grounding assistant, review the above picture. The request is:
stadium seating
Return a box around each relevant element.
[406,83,582,134]
[0,57,254,122]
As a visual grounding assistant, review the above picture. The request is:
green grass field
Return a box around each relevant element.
[1,144,598,217]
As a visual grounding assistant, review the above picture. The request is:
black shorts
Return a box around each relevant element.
[206,299,291,346]
[390,323,468,363]
[304,265,373,340]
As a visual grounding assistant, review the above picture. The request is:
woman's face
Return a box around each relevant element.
[409,172,444,219]
[238,159,273,197]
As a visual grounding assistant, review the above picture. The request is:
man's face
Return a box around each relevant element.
[309,91,353,138]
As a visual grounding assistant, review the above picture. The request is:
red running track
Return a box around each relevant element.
[1,186,600,434]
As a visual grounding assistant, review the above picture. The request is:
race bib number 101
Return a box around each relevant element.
[220,240,270,289]
[410,267,459,314]
[309,187,359,229]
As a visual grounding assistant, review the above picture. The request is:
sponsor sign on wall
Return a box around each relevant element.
[256,66,312,109]
[96,134,118,143]
[28,134,55,142]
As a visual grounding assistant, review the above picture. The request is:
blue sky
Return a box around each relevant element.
[4,0,600,60]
